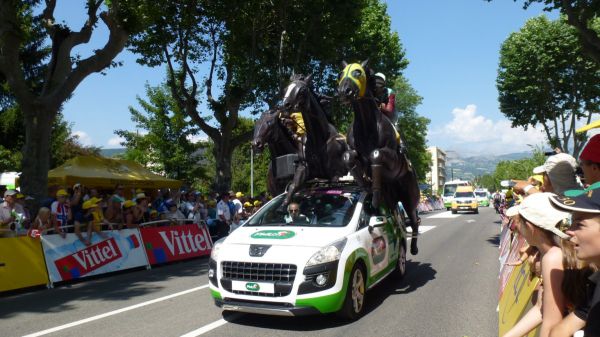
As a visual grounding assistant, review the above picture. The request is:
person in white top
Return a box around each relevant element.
[216,193,231,238]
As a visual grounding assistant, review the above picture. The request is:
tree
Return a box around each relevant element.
[0,0,143,204]
[393,75,432,181]
[115,84,207,185]
[476,150,546,191]
[497,16,600,156]
[512,1,600,64]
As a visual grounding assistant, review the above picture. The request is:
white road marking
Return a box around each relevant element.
[22,284,210,337]
[426,211,460,219]
[180,314,241,337]
[406,225,435,234]
[466,219,476,223]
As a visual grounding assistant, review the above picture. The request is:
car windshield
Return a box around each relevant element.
[246,188,361,227]
[475,192,487,197]
[443,185,457,197]
[454,192,474,198]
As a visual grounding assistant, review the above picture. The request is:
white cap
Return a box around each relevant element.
[532,153,580,194]
[374,72,386,82]
[505,192,570,239]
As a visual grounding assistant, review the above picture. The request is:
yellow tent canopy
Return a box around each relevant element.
[46,156,182,189]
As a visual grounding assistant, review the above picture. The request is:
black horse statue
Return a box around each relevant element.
[338,60,421,255]
[281,74,348,204]
[252,108,298,196]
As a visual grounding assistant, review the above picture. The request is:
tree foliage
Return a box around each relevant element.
[513,0,600,64]
[475,150,546,191]
[497,15,600,156]
[115,84,207,185]
[393,75,431,181]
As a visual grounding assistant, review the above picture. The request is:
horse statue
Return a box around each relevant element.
[252,108,299,196]
[281,74,349,204]
[337,60,421,255]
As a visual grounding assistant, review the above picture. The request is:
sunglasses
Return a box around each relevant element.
[289,209,299,213]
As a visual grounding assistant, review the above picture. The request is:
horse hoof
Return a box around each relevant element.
[410,239,419,255]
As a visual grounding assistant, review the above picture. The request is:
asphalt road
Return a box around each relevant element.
[1,207,500,337]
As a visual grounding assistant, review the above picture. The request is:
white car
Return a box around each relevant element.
[208,182,408,320]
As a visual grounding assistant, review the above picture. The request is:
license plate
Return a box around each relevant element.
[459,207,469,209]
[231,280,275,293]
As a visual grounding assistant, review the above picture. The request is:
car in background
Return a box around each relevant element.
[442,180,471,210]
[451,186,479,214]
[474,189,490,207]
[209,180,408,320]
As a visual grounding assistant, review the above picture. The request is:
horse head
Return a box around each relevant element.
[337,59,370,103]
[252,108,280,153]
[282,73,313,113]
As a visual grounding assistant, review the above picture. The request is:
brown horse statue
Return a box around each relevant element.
[338,60,421,255]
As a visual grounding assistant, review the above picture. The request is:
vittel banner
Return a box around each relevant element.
[140,223,212,265]
[41,229,148,283]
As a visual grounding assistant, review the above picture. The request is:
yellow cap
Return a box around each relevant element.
[123,200,136,208]
[83,197,101,210]
[576,119,600,133]
[253,200,262,207]
[243,201,252,207]
[235,192,244,198]
[16,193,25,199]
[56,189,68,197]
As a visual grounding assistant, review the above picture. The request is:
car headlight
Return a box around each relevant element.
[306,238,347,267]
[210,237,226,260]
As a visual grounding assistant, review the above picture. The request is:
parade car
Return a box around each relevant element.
[208,181,408,320]
[474,189,490,207]
[451,186,479,214]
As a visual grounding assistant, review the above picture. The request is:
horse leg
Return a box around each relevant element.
[343,150,369,188]
[285,162,307,206]
[369,147,401,209]
[399,170,421,255]
[326,138,348,180]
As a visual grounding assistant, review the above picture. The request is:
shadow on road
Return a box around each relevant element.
[487,234,500,246]
[0,257,209,319]
[223,260,437,331]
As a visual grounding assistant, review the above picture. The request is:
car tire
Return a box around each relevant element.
[338,263,367,320]
[451,209,457,214]
[474,209,479,214]
[446,207,450,211]
[392,243,407,280]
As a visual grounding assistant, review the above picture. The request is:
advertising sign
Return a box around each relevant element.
[140,223,212,265]
[0,236,49,292]
[498,261,540,337]
[499,234,527,299]
[41,229,147,283]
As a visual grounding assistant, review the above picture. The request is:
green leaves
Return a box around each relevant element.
[497,15,600,155]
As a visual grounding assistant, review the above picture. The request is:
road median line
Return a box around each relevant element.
[22,284,209,337]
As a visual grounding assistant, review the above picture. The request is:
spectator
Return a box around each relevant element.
[78,197,108,245]
[134,193,150,224]
[0,189,28,236]
[548,184,600,337]
[578,134,600,186]
[0,185,6,203]
[70,183,85,233]
[31,207,52,234]
[243,201,253,216]
[503,193,570,337]
[232,192,244,215]
[252,199,262,214]
[113,184,125,200]
[83,187,99,202]
[216,192,232,238]
[120,200,138,229]
[51,189,72,238]
[105,195,124,225]
[15,193,32,230]
[163,199,185,222]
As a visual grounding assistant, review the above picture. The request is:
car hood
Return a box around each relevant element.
[224,225,349,248]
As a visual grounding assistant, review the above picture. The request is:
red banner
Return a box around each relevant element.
[140,223,212,265]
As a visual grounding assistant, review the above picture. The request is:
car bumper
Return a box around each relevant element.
[214,298,321,316]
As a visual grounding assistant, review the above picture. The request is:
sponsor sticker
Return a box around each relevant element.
[250,230,296,239]
[246,282,260,291]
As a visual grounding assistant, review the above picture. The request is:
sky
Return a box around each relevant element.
[57,0,559,156]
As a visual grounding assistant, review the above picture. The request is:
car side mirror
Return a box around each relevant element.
[368,216,386,232]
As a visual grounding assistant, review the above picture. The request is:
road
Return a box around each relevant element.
[1,207,500,337]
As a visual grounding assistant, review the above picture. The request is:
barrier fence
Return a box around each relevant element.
[498,214,540,337]
[0,220,212,292]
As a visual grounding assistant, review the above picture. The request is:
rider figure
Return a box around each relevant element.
[373,73,396,122]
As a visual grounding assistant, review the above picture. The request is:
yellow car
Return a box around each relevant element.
[451,188,479,214]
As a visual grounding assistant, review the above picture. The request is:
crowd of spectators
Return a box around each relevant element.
[501,134,600,337]
[0,184,269,245]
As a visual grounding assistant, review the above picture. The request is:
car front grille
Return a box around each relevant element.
[222,261,297,282]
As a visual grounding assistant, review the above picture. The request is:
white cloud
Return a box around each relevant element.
[107,136,125,147]
[72,131,92,146]
[187,133,209,144]
[429,104,546,155]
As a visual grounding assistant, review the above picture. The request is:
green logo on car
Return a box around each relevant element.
[250,230,296,239]
[246,282,260,291]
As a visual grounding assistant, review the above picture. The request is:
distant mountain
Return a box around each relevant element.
[444,151,532,180]
[100,148,126,158]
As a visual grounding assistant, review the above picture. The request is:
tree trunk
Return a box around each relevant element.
[213,139,234,193]
[20,105,56,212]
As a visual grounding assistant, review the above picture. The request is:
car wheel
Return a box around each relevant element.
[446,207,450,211]
[338,263,367,320]
[451,209,457,214]
[392,243,407,280]
[474,209,479,214]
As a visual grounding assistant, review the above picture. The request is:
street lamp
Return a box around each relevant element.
[250,144,254,198]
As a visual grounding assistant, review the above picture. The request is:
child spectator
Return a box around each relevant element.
[503,193,570,337]
[51,189,72,238]
[31,207,52,235]
[119,200,138,229]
